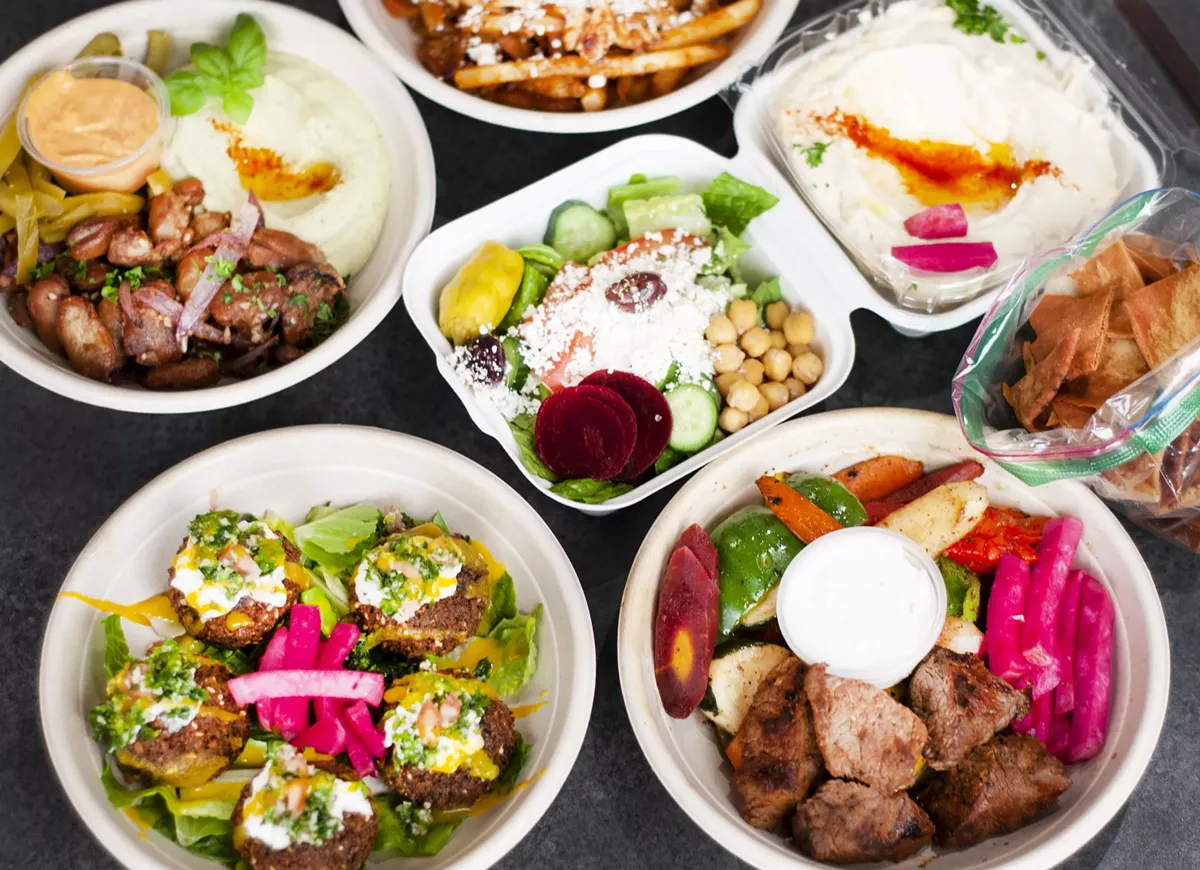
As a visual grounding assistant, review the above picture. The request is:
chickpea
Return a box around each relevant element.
[792,351,824,385]
[788,342,810,359]
[738,358,765,386]
[719,406,748,434]
[706,314,737,345]
[785,377,807,400]
[759,381,790,410]
[783,310,815,345]
[761,348,793,383]
[748,392,770,422]
[769,329,787,350]
[713,343,745,374]
[715,372,743,398]
[764,300,790,330]
[740,326,771,359]
[727,379,760,413]
[727,298,758,334]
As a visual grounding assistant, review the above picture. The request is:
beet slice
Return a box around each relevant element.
[537,385,637,480]
[581,370,673,481]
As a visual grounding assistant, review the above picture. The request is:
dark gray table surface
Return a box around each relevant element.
[2,1,1198,868]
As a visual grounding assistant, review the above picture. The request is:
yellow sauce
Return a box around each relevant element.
[58,592,178,626]
[22,70,161,193]
[510,698,548,720]
[468,769,545,817]
[121,806,151,839]
[199,704,243,724]
[225,612,255,631]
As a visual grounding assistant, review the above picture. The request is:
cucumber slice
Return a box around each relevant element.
[606,175,683,237]
[664,383,718,452]
[501,336,528,391]
[624,193,712,241]
[544,200,617,264]
[700,640,792,734]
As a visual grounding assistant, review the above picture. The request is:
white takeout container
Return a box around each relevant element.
[403,134,860,515]
[0,0,436,413]
[619,407,1170,870]
[40,424,596,870]
[337,0,800,133]
[727,0,1191,330]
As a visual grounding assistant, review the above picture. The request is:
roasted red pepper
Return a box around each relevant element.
[943,506,1049,574]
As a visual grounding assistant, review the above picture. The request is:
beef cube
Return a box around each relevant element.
[733,656,824,829]
[909,648,1031,770]
[793,779,934,864]
[804,664,927,794]
[918,734,1072,848]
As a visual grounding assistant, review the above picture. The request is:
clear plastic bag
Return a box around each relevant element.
[721,0,1184,315]
[954,187,1200,552]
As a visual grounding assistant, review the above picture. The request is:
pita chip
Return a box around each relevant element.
[1061,336,1150,408]
[1070,240,1146,298]
[1124,264,1200,368]
[1049,395,1095,430]
[1029,289,1113,379]
[1007,328,1081,431]
[1099,450,1163,505]
[1125,234,1179,282]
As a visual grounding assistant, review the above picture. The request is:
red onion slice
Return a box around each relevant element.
[175,200,259,339]
[135,287,183,321]
[188,231,244,253]
[118,281,139,324]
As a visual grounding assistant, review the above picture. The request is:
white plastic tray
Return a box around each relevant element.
[403,134,860,514]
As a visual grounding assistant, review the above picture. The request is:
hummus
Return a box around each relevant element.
[161,52,390,277]
[777,0,1129,305]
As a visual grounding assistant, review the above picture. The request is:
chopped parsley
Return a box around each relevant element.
[28,261,56,281]
[100,284,119,304]
[1037,50,1046,60]
[220,290,234,304]
[231,274,245,293]
[73,259,90,281]
[798,141,830,168]
[267,266,287,286]
[205,256,237,280]
[288,295,309,307]
[308,294,350,348]
[946,0,1022,43]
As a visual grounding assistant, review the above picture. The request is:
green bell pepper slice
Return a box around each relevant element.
[712,505,804,636]
[785,473,867,527]
[936,556,981,622]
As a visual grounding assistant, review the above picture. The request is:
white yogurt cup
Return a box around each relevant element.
[775,526,947,688]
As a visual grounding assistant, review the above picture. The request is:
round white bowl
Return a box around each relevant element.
[0,0,436,413]
[619,408,1169,870]
[39,425,595,870]
[338,0,801,133]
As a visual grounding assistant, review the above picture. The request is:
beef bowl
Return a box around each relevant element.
[618,408,1169,870]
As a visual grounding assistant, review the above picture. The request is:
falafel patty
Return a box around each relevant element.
[91,641,249,788]
[232,746,377,870]
[168,510,302,649]
[379,672,519,809]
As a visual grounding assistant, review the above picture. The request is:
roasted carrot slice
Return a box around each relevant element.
[725,728,745,770]
[756,476,843,543]
[831,455,924,502]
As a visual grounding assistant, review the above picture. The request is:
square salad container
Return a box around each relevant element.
[727,0,1194,332]
[403,134,861,514]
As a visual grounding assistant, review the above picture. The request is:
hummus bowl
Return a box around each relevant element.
[40,424,596,870]
[618,407,1169,870]
[0,0,435,413]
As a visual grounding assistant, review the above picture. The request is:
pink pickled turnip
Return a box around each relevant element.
[316,623,360,670]
[892,242,998,273]
[903,203,968,239]
[255,627,289,732]
[341,701,387,759]
[986,555,1032,685]
[1055,570,1084,714]
[315,697,345,722]
[1047,708,1071,761]
[293,714,348,756]
[1067,575,1115,763]
[228,669,385,707]
[274,605,323,738]
[344,732,378,778]
[1020,517,1083,671]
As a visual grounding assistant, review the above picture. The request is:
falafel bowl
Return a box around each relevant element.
[40,426,594,870]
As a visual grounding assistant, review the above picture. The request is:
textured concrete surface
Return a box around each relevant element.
[1,1,1197,868]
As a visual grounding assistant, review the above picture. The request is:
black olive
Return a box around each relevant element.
[604,271,667,312]
[463,334,506,385]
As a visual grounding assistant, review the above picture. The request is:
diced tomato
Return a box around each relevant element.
[943,506,1050,574]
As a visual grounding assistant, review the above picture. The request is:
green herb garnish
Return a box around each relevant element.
[164,14,268,124]
[799,141,830,168]
[947,0,1010,42]
[28,261,56,281]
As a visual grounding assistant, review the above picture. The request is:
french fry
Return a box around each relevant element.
[477,12,564,36]
[488,87,579,113]
[455,43,729,89]
[658,0,761,49]
[383,0,420,16]
[515,75,586,100]
[616,75,650,105]
[649,66,686,98]
[420,1,446,34]
[580,86,607,112]
[497,34,534,60]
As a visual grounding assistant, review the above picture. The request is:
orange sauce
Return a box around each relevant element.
[510,698,548,720]
[212,120,340,202]
[468,768,545,817]
[810,110,1061,210]
[57,591,179,626]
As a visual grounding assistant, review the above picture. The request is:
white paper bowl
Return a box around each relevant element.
[0,0,435,413]
[337,0,800,133]
[403,134,858,514]
[618,408,1169,870]
[39,425,595,870]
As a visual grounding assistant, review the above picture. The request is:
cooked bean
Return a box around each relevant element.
[96,298,126,363]
[8,290,32,329]
[784,310,815,345]
[791,351,824,386]
[748,392,770,422]
[57,296,119,380]
[719,406,748,434]
[764,301,789,330]
[706,314,737,345]
[738,358,765,386]
[759,381,790,411]
[762,348,793,383]
[727,299,757,334]
[27,275,70,352]
[740,327,771,359]
[712,343,745,374]
[143,357,221,390]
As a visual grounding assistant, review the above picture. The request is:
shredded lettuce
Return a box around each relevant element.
[750,277,783,320]
[701,225,751,279]
[429,511,451,535]
[293,503,382,574]
[373,797,461,857]
[701,173,779,236]
[478,572,517,636]
[102,614,131,679]
[262,509,296,543]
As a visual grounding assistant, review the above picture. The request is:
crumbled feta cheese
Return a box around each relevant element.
[587,74,608,88]
[466,40,501,66]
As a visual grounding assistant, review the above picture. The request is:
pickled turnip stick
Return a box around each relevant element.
[1047,708,1071,761]
[1055,570,1084,714]
[274,606,323,738]
[986,554,1031,685]
[228,669,385,707]
[1020,517,1083,671]
[255,627,289,733]
[1067,575,1114,763]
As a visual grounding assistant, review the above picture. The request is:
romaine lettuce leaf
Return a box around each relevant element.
[701,173,779,236]
[373,797,461,857]
[102,614,131,679]
[492,734,532,795]
[293,503,382,574]
[482,604,542,697]
[701,225,751,278]
[509,415,559,483]
[478,572,517,636]
[750,277,783,319]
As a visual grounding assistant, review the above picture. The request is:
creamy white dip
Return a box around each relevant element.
[777,0,1128,304]
[162,52,390,277]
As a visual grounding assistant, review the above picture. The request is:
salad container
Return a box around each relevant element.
[725,0,1193,332]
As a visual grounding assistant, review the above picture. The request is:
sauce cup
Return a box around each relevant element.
[18,56,170,194]
[775,525,946,688]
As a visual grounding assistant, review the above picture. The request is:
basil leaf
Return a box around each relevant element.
[229,68,265,91]
[221,89,254,125]
[165,79,207,117]
[227,13,268,72]
[190,43,233,80]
